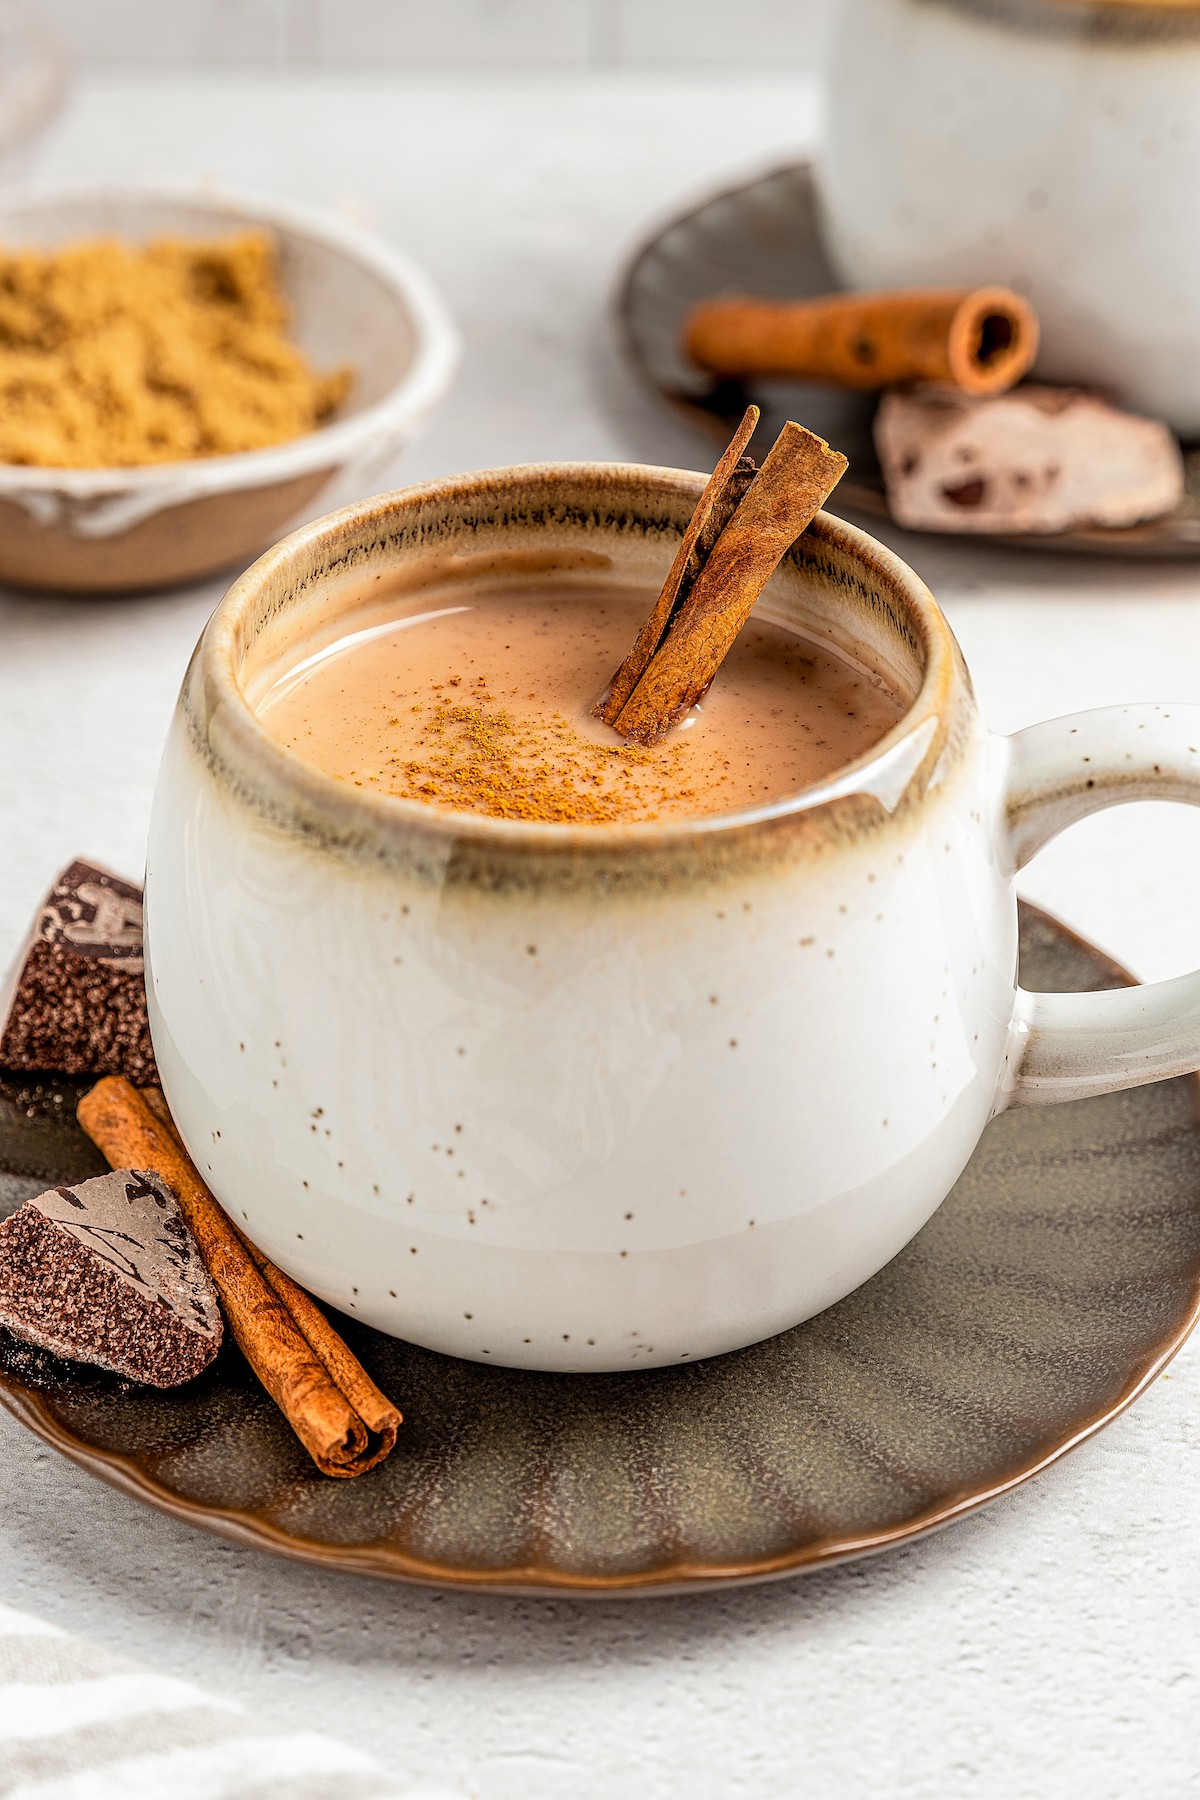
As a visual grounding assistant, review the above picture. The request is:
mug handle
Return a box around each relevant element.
[1001,703,1200,1109]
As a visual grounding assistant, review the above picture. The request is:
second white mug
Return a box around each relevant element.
[817,0,1200,433]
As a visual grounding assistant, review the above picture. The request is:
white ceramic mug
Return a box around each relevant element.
[818,0,1200,433]
[146,466,1200,1372]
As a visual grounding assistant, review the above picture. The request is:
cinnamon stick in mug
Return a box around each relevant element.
[77,1077,400,1478]
[606,419,847,746]
[596,402,760,728]
[683,286,1039,396]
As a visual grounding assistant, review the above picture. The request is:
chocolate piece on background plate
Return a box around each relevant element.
[0,859,157,1084]
[0,1168,222,1387]
[874,384,1185,534]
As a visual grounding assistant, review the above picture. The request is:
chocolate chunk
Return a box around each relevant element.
[875,385,1185,534]
[0,1169,222,1387]
[0,860,157,1084]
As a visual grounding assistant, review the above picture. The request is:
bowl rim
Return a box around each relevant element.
[0,178,461,498]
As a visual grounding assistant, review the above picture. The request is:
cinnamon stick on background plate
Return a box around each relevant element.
[683,287,1039,396]
[602,416,847,746]
[77,1077,400,1479]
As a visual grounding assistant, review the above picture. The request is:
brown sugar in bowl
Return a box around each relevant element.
[0,184,459,594]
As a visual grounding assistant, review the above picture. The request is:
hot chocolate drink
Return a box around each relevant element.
[256,578,903,823]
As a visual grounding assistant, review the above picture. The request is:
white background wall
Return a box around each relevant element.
[28,0,833,68]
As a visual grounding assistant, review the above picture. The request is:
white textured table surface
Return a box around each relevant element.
[2,71,1200,1800]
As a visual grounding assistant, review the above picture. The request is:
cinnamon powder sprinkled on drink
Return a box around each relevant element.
[362,676,725,823]
[259,579,905,826]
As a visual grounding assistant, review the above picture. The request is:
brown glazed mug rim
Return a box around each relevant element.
[186,463,968,862]
[925,0,1200,38]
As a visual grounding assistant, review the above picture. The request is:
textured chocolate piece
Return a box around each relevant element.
[875,385,1184,534]
[0,1169,222,1387]
[0,860,156,1084]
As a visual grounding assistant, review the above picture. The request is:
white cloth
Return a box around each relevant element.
[0,1605,464,1800]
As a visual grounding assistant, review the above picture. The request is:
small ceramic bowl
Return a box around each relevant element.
[0,183,460,593]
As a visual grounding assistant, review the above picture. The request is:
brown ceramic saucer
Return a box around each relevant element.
[616,161,1200,559]
[1,902,1198,1595]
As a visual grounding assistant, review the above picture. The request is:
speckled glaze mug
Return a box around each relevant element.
[145,467,1200,1372]
[818,0,1200,432]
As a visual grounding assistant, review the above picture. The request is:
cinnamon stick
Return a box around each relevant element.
[605,420,847,746]
[683,287,1039,396]
[596,403,760,727]
[77,1078,400,1478]
[139,1086,400,1458]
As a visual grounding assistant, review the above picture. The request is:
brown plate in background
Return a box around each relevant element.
[616,161,1200,559]
[1,904,1198,1595]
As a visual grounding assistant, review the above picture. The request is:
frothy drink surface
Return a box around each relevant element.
[257,581,904,824]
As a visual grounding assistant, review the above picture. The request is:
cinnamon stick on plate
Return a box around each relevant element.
[683,287,1039,396]
[601,416,847,746]
[77,1077,400,1479]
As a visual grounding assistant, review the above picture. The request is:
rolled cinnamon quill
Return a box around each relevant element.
[602,415,847,746]
[77,1078,400,1478]
[683,287,1039,396]
[596,402,760,728]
